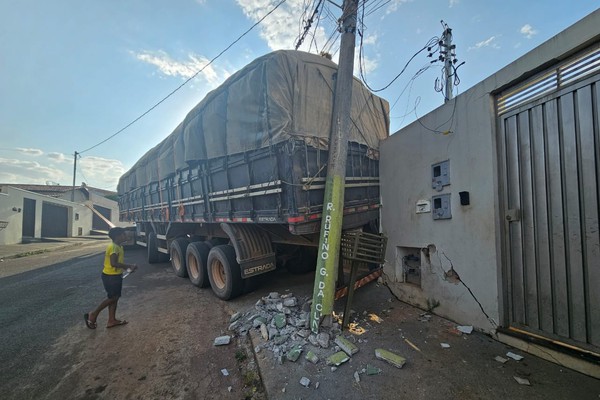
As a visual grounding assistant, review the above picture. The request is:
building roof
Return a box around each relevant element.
[0,183,116,198]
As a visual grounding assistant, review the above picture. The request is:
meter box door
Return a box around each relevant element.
[432,193,452,220]
[432,160,450,191]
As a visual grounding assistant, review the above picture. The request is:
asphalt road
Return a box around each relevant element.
[0,245,264,400]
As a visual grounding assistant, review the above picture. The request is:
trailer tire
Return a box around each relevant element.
[147,232,160,264]
[170,238,189,278]
[186,242,210,287]
[207,245,243,300]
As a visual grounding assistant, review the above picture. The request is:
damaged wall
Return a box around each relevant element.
[379,9,600,334]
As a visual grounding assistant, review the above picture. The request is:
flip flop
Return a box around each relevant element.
[84,313,97,330]
[107,320,128,328]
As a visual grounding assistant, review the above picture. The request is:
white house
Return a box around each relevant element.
[380,10,599,377]
[0,183,127,245]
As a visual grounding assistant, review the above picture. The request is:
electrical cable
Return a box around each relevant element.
[78,0,288,155]
[295,0,323,50]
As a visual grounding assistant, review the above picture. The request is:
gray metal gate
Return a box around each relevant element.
[498,45,600,352]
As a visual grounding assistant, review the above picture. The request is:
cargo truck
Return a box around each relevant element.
[117,50,389,300]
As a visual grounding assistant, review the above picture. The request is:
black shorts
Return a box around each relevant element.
[101,273,123,298]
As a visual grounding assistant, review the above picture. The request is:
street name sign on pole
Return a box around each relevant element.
[310,0,359,333]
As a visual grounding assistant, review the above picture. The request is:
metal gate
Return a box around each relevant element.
[498,45,600,352]
[41,202,69,237]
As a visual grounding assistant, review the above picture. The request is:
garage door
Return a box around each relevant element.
[498,45,600,352]
[41,202,69,237]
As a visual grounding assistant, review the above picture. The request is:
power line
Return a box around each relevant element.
[78,0,288,155]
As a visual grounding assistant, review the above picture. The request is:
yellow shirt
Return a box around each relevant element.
[102,242,125,275]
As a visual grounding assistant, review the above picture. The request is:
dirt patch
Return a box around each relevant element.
[11,273,265,400]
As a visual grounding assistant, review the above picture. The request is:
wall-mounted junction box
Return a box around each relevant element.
[432,160,450,191]
[432,193,452,220]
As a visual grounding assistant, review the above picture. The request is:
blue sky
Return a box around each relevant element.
[0,0,598,191]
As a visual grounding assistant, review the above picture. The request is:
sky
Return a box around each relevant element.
[0,0,598,192]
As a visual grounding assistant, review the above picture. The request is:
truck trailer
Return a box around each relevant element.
[117,50,389,300]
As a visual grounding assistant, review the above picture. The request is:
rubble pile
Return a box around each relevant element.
[227,292,345,364]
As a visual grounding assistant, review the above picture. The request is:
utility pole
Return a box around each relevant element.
[310,0,359,333]
[71,151,78,202]
[441,24,454,102]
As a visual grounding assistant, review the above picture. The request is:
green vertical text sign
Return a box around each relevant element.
[310,175,344,333]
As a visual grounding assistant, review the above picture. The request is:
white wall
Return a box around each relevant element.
[380,87,501,331]
[0,187,93,245]
[380,10,600,333]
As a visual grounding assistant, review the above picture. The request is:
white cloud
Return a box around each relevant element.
[385,0,413,15]
[0,157,67,184]
[48,152,69,163]
[236,0,329,52]
[520,24,538,39]
[79,156,126,189]
[356,52,378,75]
[363,33,378,46]
[134,50,221,85]
[468,36,500,51]
[449,0,459,7]
[16,148,43,156]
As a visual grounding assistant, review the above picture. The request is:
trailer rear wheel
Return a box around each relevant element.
[186,242,210,287]
[147,232,160,264]
[170,238,189,278]
[207,245,243,300]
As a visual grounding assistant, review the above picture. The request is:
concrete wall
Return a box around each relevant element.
[0,187,93,245]
[380,10,600,333]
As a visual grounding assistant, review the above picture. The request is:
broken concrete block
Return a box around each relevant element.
[331,366,338,372]
[214,336,231,346]
[300,377,311,387]
[221,368,229,376]
[286,345,302,362]
[375,348,406,368]
[514,376,531,385]
[315,382,320,389]
[228,320,241,331]
[273,335,289,345]
[268,327,278,340]
[457,325,473,334]
[269,292,280,299]
[354,371,360,383]
[276,302,284,311]
[494,356,509,364]
[230,312,241,323]
[506,351,524,361]
[305,350,319,364]
[366,364,381,375]
[308,334,319,347]
[283,297,297,307]
[440,343,450,349]
[317,332,330,348]
[327,351,350,366]
[274,313,287,329]
[253,317,267,328]
[260,323,269,340]
[335,335,359,356]
[297,329,311,339]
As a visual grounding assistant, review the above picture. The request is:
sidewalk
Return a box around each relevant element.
[228,270,600,400]
[0,235,109,261]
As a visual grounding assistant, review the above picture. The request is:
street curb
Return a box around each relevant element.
[1,239,109,261]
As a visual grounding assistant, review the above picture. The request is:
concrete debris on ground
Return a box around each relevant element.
[495,356,509,364]
[213,335,231,346]
[299,377,310,388]
[506,351,524,361]
[221,368,229,376]
[514,376,531,385]
[226,291,408,387]
[375,348,406,368]
[440,343,451,349]
[457,325,474,334]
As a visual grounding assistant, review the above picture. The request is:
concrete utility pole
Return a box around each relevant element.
[442,25,454,102]
[310,0,359,333]
[71,151,78,202]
